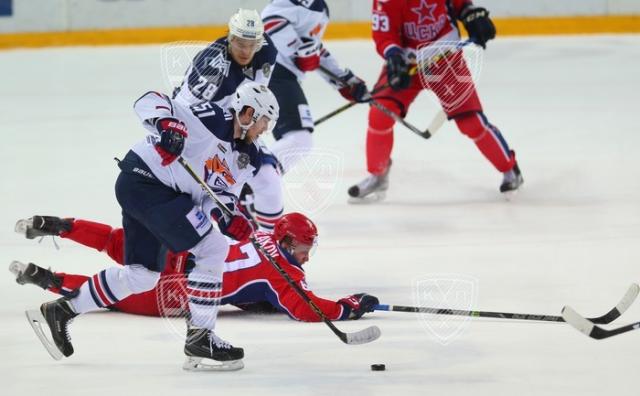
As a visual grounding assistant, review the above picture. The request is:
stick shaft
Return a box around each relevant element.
[375,304,565,322]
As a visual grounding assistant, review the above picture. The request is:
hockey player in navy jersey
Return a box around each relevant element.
[172,8,285,231]
[173,9,277,108]
[26,82,279,371]
[13,213,379,322]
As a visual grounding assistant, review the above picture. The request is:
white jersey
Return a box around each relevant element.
[131,91,262,210]
[261,0,347,83]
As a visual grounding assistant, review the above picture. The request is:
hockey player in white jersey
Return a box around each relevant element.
[260,0,370,186]
[26,82,279,371]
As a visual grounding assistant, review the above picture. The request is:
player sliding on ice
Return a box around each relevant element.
[12,213,379,322]
[349,0,523,201]
[22,81,278,371]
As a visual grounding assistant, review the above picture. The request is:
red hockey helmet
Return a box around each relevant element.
[274,212,318,247]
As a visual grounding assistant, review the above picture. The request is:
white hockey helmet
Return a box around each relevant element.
[228,9,264,47]
[231,82,279,139]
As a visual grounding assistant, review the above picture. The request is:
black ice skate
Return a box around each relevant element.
[9,260,62,290]
[26,298,78,360]
[15,216,73,239]
[500,162,524,194]
[348,160,392,202]
[183,328,244,371]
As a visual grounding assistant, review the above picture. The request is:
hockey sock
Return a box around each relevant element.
[366,125,394,175]
[271,130,313,173]
[455,112,515,172]
[69,266,155,314]
[186,267,222,329]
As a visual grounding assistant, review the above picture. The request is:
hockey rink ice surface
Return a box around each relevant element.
[1,36,639,395]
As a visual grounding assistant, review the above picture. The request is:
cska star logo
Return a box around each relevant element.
[204,155,236,187]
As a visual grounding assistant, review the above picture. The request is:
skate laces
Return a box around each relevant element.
[36,235,61,250]
[208,333,232,350]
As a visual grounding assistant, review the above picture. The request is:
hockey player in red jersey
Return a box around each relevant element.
[12,214,379,322]
[349,0,523,200]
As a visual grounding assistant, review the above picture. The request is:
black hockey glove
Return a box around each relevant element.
[338,69,370,103]
[460,6,496,49]
[154,117,187,166]
[385,48,411,91]
[338,293,380,320]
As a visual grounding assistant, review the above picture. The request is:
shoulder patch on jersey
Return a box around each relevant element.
[237,153,250,169]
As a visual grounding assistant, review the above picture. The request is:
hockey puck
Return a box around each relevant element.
[370,364,386,371]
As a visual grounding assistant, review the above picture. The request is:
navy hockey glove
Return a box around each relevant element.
[385,48,411,91]
[154,117,187,166]
[338,293,379,320]
[211,206,254,241]
[338,70,370,103]
[460,6,496,49]
[294,39,322,72]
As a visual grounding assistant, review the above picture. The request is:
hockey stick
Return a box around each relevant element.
[561,306,640,340]
[318,65,446,139]
[313,65,418,126]
[375,283,639,325]
[561,283,640,339]
[313,39,474,127]
[177,157,381,345]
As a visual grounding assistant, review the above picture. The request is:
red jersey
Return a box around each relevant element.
[54,220,349,322]
[371,0,470,58]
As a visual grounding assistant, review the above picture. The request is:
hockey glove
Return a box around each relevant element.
[385,48,411,91]
[338,70,370,103]
[294,39,322,72]
[338,293,380,320]
[154,117,188,166]
[460,6,496,49]
[211,207,254,241]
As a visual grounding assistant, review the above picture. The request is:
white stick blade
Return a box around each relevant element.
[427,110,447,134]
[561,306,595,337]
[345,325,381,345]
[617,283,640,314]
[25,310,63,360]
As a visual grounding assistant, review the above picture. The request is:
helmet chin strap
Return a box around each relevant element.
[237,117,255,140]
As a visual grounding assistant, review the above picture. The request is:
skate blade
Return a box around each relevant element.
[183,356,244,372]
[501,188,521,202]
[25,309,63,360]
[348,191,387,205]
[9,260,27,284]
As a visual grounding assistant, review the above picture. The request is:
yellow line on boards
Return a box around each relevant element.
[0,15,638,50]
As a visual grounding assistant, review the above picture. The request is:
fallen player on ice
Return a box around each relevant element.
[12,213,379,322]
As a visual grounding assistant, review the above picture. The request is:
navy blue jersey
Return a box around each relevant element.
[173,34,277,109]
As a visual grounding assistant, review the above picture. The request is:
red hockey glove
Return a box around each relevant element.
[338,70,370,103]
[460,6,496,49]
[338,293,379,320]
[211,207,254,241]
[154,117,188,166]
[294,39,321,72]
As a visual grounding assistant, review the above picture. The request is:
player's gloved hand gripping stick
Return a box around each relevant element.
[318,65,445,139]
[314,40,475,137]
[177,157,381,345]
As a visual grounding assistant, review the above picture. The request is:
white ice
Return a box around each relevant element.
[1,36,639,396]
